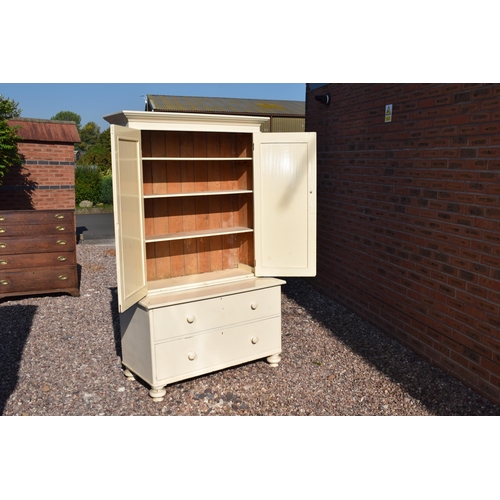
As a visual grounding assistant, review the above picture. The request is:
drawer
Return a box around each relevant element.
[0,251,76,270]
[0,223,73,237]
[0,235,75,255]
[0,210,74,225]
[0,265,78,295]
[151,286,281,342]
[154,316,281,383]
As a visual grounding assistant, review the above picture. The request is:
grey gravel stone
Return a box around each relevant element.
[1,243,499,416]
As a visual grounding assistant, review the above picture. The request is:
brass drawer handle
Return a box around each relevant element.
[58,275,68,281]
[0,259,7,265]
[55,213,65,219]
[56,226,66,231]
[0,243,6,249]
[57,240,66,245]
[0,279,10,286]
[0,216,5,221]
[57,256,67,262]
[0,228,5,234]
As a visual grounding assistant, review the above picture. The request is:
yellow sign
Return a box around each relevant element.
[385,104,393,123]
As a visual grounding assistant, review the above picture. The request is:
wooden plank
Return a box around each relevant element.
[168,198,184,277]
[142,132,153,196]
[145,226,253,242]
[180,131,194,158]
[222,234,236,269]
[153,241,171,280]
[143,189,252,199]
[236,133,252,158]
[220,132,235,157]
[146,242,157,281]
[194,137,210,274]
[207,132,220,158]
[143,157,252,161]
[151,132,167,195]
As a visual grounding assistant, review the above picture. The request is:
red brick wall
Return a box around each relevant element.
[306,83,500,406]
[1,141,75,210]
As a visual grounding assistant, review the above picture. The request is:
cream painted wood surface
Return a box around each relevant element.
[253,133,317,277]
[111,125,148,313]
[154,316,282,383]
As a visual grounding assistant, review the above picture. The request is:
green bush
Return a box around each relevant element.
[100,175,113,204]
[75,165,101,204]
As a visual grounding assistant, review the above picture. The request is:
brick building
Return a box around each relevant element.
[306,83,500,406]
[0,118,80,210]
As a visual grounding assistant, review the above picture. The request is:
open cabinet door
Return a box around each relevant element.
[254,132,316,277]
[111,125,148,313]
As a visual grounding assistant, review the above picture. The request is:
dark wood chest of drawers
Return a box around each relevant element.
[0,210,79,299]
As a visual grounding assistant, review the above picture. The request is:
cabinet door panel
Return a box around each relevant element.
[111,125,148,312]
[254,133,316,277]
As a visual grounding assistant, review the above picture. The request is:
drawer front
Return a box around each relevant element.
[0,251,76,270]
[152,286,281,342]
[154,317,281,383]
[0,210,74,225]
[0,222,73,237]
[0,265,78,294]
[0,235,75,255]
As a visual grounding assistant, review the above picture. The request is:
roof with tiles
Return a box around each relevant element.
[146,95,305,117]
[7,118,80,143]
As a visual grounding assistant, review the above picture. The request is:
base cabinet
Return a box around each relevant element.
[120,278,283,401]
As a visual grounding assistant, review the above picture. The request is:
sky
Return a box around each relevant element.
[0,83,307,132]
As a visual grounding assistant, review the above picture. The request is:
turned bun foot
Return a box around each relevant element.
[149,387,167,402]
[266,353,281,367]
[123,368,135,380]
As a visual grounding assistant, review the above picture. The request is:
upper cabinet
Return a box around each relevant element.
[105,111,316,313]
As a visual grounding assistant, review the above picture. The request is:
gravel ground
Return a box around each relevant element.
[1,243,499,416]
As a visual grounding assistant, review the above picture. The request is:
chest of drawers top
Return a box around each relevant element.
[0,209,73,225]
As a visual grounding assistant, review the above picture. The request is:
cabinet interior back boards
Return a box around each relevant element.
[104,111,316,401]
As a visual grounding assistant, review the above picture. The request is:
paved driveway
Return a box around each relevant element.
[76,213,115,245]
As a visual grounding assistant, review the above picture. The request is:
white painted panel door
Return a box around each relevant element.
[253,133,316,277]
[111,125,148,312]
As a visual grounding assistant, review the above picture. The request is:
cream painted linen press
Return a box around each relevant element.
[104,111,316,401]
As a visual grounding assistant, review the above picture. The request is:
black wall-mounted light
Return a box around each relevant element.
[315,93,330,105]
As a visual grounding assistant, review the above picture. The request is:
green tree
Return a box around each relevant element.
[78,121,101,153]
[0,95,22,120]
[51,110,82,131]
[77,127,111,176]
[0,95,23,185]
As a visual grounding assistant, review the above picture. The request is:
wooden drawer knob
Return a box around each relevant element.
[251,336,259,344]
[251,302,258,310]
[187,351,197,361]
[186,314,195,324]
